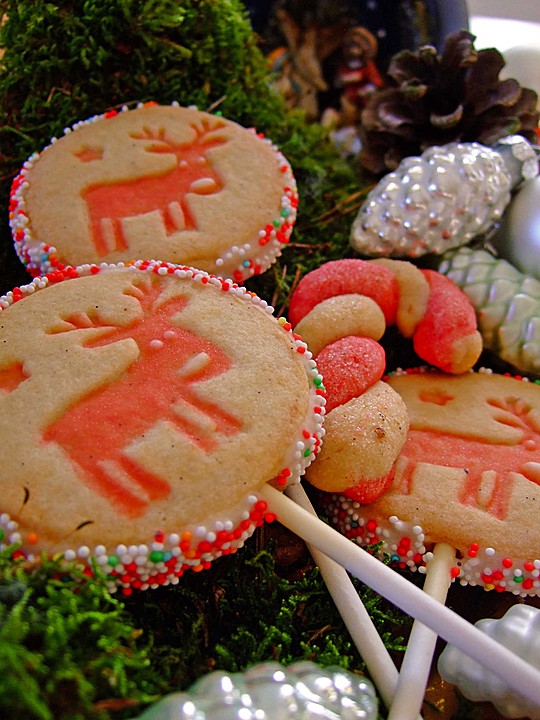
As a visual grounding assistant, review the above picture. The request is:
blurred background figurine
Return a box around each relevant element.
[328,26,384,127]
[247,0,470,132]
[268,8,330,121]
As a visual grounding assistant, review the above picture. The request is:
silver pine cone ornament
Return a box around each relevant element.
[350,135,539,258]
[439,246,540,376]
[132,661,378,720]
[359,30,539,175]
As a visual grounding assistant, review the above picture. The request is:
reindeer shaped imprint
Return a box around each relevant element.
[41,282,241,518]
[80,118,228,257]
[389,375,540,521]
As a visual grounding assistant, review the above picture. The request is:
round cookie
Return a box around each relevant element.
[323,368,540,596]
[9,102,298,282]
[0,261,324,593]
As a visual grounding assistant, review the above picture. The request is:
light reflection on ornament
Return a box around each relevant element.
[131,661,378,719]
[491,175,540,280]
[438,605,540,719]
[350,136,538,259]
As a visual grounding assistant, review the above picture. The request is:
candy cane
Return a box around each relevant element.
[288,257,484,718]
[289,257,482,499]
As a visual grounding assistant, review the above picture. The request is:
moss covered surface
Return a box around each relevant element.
[0,2,429,718]
[0,525,413,719]
[0,0,371,302]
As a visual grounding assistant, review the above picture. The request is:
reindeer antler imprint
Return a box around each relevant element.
[81,119,228,256]
[11,104,299,282]
[43,281,241,518]
[0,262,325,593]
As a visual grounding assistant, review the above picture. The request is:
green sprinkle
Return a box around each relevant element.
[108,555,119,567]
[150,550,164,563]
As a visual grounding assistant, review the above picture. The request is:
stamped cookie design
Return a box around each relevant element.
[0,262,324,592]
[9,103,298,282]
[42,281,242,518]
[323,370,540,595]
[389,373,540,522]
[81,118,227,257]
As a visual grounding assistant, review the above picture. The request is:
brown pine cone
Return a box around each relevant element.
[359,30,539,175]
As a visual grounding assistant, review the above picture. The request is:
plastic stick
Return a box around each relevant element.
[387,542,456,720]
[286,484,408,714]
[260,484,540,707]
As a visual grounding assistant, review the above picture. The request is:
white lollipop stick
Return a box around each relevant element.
[260,484,540,707]
[286,483,409,714]
[387,542,456,720]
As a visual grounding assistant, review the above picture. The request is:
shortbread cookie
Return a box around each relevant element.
[0,261,324,593]
[322,369,540,596]
[9,103,297,282]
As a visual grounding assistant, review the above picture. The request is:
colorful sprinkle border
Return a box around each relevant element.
[0,260,326,594]
[323,366,540,597]
[8,101,298,283]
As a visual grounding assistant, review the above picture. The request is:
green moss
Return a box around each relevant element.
[0,0,366,303]
[0,536,411,719]
[0,549,165,720]
[122,534,410,690]
[0,4,401,718]
[0,0,282,165]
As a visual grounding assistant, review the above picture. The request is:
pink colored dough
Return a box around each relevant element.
[316,336,386,412]
[288,259,399,327]
[413,269,479,373]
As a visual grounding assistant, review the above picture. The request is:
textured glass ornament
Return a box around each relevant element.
[131,661,378,719]
[439,246,540,376]
[490,174,540,280]
[438,605,540,719]
[350,136,539,259]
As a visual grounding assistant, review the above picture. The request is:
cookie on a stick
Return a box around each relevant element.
[0,261,323,594]
[9,103,297,283]
[2,261,540,707]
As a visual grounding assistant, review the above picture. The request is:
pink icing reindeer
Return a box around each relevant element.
[0,363,28,393]
[395,393,540,520]
[41,281,241,517]
[80,117,227,257]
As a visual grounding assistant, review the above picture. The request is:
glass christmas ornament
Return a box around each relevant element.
[439,246,540,376]
[131,661,378,720]
[350,136,538,259]
[438,605,540,719]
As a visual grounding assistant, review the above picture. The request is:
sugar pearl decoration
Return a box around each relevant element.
[350,135,538,258]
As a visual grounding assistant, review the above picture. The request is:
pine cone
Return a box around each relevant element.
[439,246,540,376]
[359,30,539,175]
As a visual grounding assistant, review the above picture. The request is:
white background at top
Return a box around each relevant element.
[467,0,539,23]
[467,0,540,51]
[466,0,540,94]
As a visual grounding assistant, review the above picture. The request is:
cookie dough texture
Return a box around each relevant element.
[12,104,296,280]
[374,371,540,558]
[306,381,409,492]
[0,266,316,555]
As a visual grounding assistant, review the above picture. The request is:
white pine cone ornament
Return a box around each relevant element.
[350,135,539,259]
[439,246,540,375]
[132,661,378,719]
